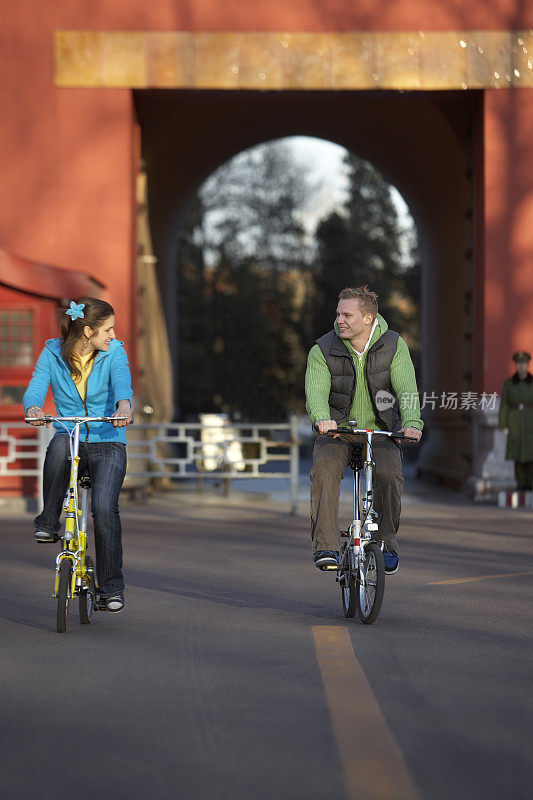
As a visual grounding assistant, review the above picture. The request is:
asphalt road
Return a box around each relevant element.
[1,489,532,800]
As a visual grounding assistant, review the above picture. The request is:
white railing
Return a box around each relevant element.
[0,418,300,512]
[127,418,300,512]
[0,422,49,501]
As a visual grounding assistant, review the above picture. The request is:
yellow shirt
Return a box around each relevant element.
[71,352,96,403]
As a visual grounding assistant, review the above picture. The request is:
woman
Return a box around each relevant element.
[23,298,133,613]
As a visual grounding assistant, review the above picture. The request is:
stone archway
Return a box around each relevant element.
[55,30,533,493]
[134,88,479,485]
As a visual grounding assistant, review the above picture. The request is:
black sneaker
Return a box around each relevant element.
[313,550,339,571]
[383,549,399,575]
[105,594,125,613]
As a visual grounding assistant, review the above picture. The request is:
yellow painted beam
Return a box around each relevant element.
[55,30,533,90]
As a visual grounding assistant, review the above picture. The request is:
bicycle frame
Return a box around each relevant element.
[317,420,412,622]
[348,429,380,551]
[25,415,126,601]
[338,423,402,578]
[53,420,88,601]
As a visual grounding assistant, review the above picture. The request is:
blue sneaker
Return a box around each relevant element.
[313,550,339,571]
[383,549,399,575]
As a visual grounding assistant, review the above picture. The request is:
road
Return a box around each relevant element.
[1,488,532,800]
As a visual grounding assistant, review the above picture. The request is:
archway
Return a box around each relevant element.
[174,135,420,422]
[134,88,481,484]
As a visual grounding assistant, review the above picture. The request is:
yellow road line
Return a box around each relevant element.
[428,570,533,586]
[312,626,419,800]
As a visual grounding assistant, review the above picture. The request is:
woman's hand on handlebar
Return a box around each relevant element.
[399,426,422,442]
[26,407,49,427]
[112,400,134,428]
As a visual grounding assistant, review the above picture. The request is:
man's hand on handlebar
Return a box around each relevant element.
[316,419,338,436]
[398,426,422,443]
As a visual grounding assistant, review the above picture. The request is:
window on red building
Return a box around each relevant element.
[0,308,34,367]
[0,294,57,418]
[0,307,35,408]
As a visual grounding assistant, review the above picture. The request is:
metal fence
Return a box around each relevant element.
[0,421,48,501]
[0,418,300,512]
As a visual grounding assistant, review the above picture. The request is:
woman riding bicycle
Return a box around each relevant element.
[23,298,133,613]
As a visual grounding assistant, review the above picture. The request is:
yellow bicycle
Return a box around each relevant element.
[26,414,126,633]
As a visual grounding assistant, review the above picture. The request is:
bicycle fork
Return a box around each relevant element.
[53,483,90,599]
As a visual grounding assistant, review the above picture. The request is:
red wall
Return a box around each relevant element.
[1,4,135,346]
[484,89,533,389]
[1,1,533,386]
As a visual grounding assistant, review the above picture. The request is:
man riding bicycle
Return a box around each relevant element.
[305,286,423,574]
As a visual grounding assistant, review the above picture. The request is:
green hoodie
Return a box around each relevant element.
[305,314,423,430]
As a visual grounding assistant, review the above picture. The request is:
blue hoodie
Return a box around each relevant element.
[23,339,133,444]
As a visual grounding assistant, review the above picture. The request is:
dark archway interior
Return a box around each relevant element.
[134,88,483,483]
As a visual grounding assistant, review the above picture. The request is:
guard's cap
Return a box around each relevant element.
[512,350,531,363]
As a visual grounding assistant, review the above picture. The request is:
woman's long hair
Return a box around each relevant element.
[59,297,114,381]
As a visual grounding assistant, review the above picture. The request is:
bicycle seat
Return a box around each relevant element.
[79,469,92,489]
[349,447,363,471]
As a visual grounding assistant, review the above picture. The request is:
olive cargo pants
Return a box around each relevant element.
[310,433,403,554]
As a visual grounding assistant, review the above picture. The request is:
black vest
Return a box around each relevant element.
[316,329,401,431]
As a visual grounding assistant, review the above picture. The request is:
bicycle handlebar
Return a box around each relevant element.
[313,423,419,442]
[25,415,128,423]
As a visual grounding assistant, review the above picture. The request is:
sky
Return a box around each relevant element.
[198,135,416,264]
[284,135,413,234]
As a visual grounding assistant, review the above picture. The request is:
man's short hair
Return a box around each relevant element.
[338,286,378,321]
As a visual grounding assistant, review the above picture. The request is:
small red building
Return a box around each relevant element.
[0,247,103,495]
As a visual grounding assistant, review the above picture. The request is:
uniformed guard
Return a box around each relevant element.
[499,351,533,491]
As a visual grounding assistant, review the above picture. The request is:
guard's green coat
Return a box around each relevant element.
[499,374,533,461]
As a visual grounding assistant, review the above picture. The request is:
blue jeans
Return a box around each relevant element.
[35,434,127,597]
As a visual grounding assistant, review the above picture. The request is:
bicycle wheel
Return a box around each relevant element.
[341,570,357,618]
[57,558,72,633]
[356,543,385,624]
[79,556,96,624]
[340,545,356,618]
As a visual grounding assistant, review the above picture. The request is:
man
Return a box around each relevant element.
[305,286,423,574]
[499,351,533,491]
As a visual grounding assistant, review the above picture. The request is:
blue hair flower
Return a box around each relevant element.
[65,301,85,321]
